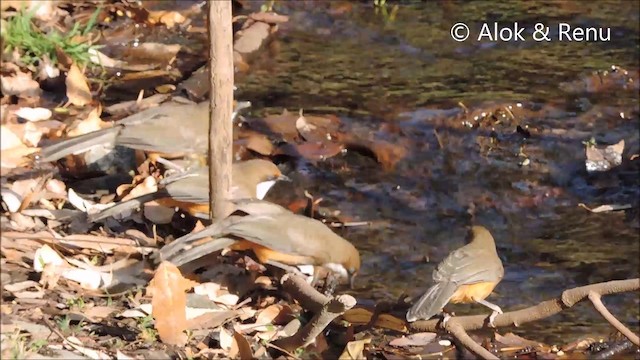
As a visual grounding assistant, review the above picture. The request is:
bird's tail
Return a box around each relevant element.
[37,127,120,163]
[88,190,168,222]
[406,281,457,322]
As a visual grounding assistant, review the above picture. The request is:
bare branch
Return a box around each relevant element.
[588,291,639,346]
[447,320,498,360]
[409,278,639,333]
[273,274,356,352]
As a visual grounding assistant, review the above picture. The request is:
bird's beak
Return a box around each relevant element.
[277,174,292,182]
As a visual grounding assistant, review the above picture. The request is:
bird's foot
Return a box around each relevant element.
[440,311,455,328]
[488,308,503,328]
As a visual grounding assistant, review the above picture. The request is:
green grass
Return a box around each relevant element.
[2,5,102,67]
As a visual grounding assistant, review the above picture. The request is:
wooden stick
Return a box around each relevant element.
[207,0,234,220]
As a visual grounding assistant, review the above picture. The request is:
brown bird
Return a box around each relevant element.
[90,159,289,221]
[406,226,504,324]
[37,100,251,163]
[157,199,361,286]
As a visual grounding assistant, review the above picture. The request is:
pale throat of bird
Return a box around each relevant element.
[256,180,277,200]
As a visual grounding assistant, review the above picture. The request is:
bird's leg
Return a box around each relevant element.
[475,298,502,327]
[440,309,455,328]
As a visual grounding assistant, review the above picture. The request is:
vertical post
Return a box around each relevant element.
[208,1,234,219]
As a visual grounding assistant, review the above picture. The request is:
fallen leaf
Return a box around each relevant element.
[219,326,234,351]
[578,203,632,213]
[14,107,52,122]
[65,64,92,106]
[33,244,65,272]
[83,306,118,321]
[122,176,157,201]
[3,280,45,299]
[1,187,22,212]
[123,43,181,68]
[233,331,254,360]
[66,107,108,137]
[389,333,437,347]
[1,124,25,150]
[585,139,624,172]
[147,261,199,346]
[339,338,371,360]
[147,10,186,28]
[67,188,112,215]
[0,63,41,97]
[187,310,238,330]
[342,308,408,332]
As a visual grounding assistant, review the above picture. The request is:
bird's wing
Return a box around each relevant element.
[406,281,458,322]
[433,246,503,285]
[222,213,326,260]
[163,172,209,203]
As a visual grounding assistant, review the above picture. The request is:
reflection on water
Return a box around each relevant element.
[242,1,639,342]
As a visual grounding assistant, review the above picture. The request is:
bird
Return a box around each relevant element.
[37,100,252,163]
[89,159,289,221]
[155,199,361,287]
[406,226,504,325]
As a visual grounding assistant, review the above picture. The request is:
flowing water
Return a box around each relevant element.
[236,1,640,343]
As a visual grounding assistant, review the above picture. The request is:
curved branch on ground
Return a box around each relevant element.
[409,278,639,333]
[273,274,357,353]
[447,320,498,360]
[588,290,639,346]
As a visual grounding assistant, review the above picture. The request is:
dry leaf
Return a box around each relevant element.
[67,188,112,214]
[14,107,52,122]
[3,280,45,299]
[0,64,41,98]
[339,338,371,360]
[578,203,632,213]
[389,333,437,347]
[343,308,408,332]
[147,10,186,28]
[1,124,25,150]
[66,107,108,137]
[122,176,157,201]
[585,139,624,172]
[233,331,253,360]
[148,261,199,346]
[65,64,92,106]
[84,306,118,321]
[219,326,234,351]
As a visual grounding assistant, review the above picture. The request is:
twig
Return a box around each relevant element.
[409,278,640,333]
[588,291,639,346]
[447,320,498,360]
[433,129,445,149]
[329,221,371,228]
